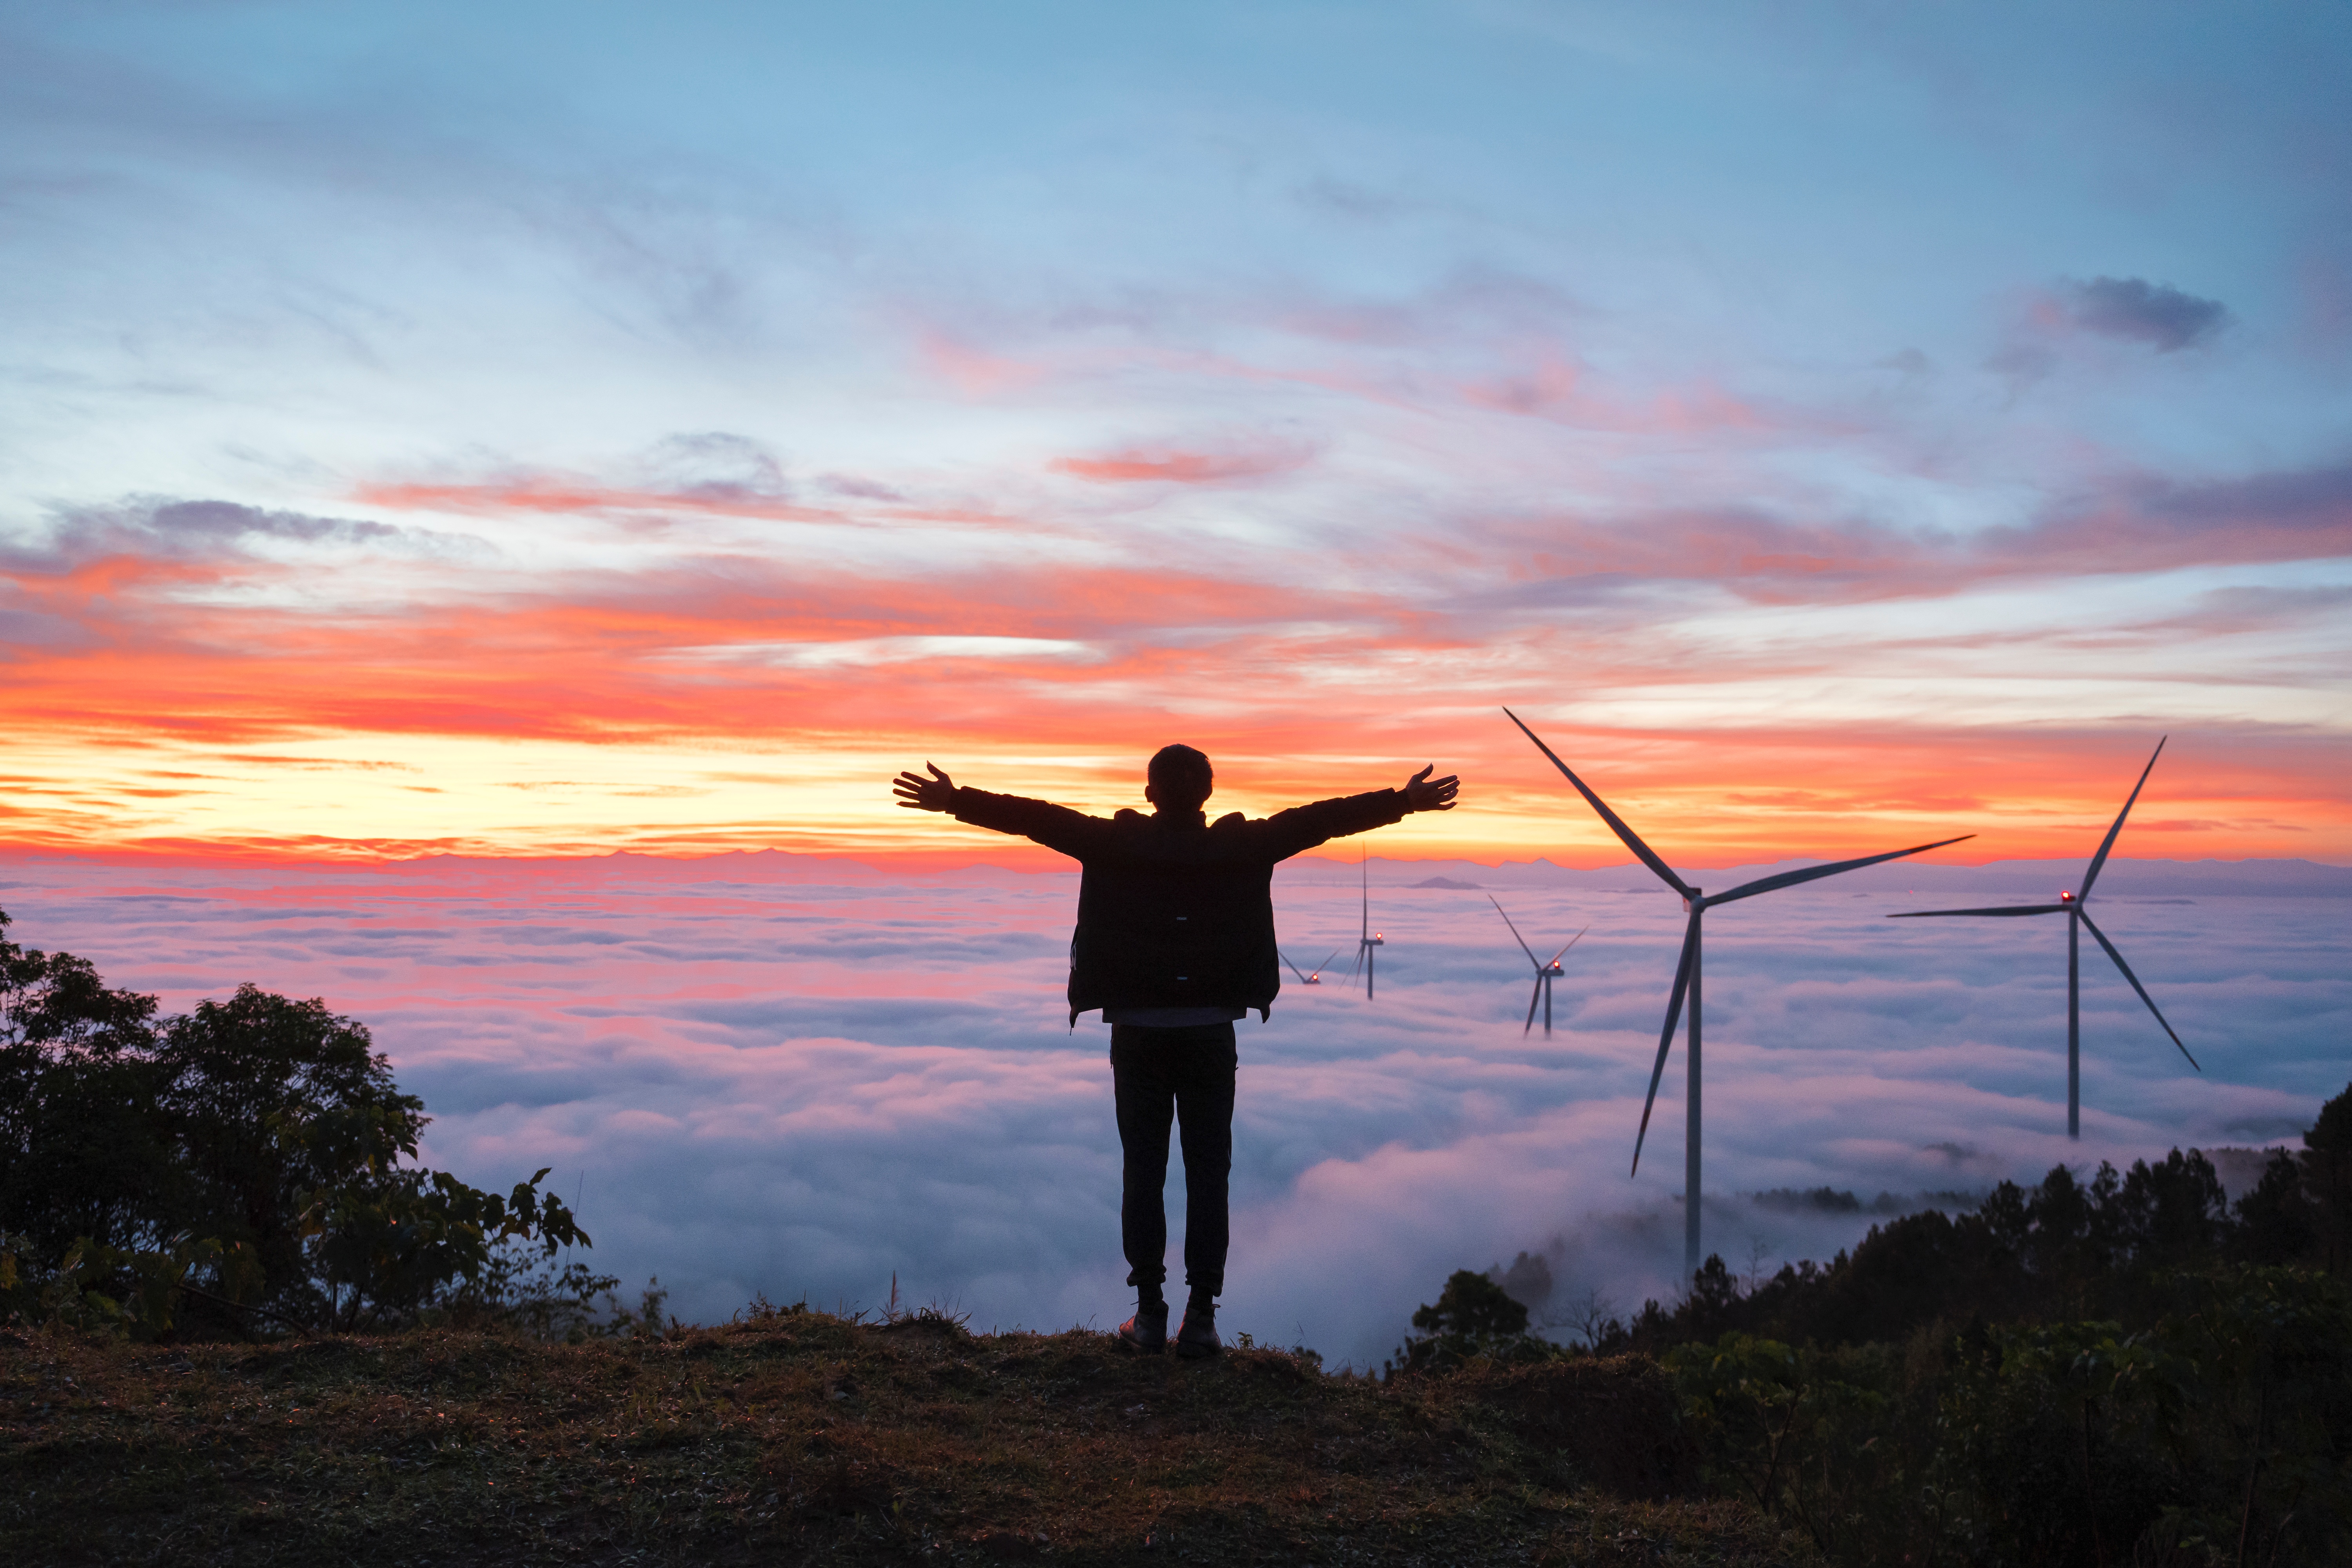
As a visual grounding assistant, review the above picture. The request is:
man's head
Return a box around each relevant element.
[1146,744,1214,815]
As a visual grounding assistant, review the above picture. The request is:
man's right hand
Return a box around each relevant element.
[1403,764,1459,813]
[892,762,958,812]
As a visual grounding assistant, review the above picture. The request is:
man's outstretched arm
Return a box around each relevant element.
[1250,762,1461,861]
[889,762,1110,858]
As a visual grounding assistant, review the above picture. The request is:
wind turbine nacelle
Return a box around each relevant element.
[1369,934,1385,946]
[2059,891,2075,903]
[1544,961,1563,974]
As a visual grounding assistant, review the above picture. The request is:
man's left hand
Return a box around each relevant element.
[892,762,959,812]
[1403,765,1459,812]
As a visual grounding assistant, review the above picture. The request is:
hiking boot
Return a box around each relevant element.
[1116,1305,1168,1354]
[1174,1307,1221,1359]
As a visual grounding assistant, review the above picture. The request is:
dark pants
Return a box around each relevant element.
[1110,1022,1237,1303]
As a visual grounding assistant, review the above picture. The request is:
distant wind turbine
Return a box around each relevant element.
[1350,847,1385,999]
[1888,737,2198,1139]
[1283,948,1342,986]
[1504,706,1973,1276]
[1489,897,1587,1036]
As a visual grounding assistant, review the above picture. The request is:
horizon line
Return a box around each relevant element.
[1,842,2346,874]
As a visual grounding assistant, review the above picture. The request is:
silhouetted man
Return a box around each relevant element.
[892,746,1459,1357]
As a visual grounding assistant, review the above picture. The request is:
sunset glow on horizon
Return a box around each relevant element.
[4,4,2347,869]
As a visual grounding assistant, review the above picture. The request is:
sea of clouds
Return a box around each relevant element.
[2,850,2344,1368]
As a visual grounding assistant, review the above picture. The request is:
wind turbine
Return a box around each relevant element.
[1504,707,1973,1276]
[1350,847,1385,998]
[1489,897,1588,1036]
[1283,948,1342,986]
[1887,737,2198,1139]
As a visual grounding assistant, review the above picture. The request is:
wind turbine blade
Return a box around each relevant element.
[1318,949,1341,974]
[1502,707,1696,901]
[2077,908,2200,1070]
[1281,950,1310,984]
[2079,737,2166,902]
[1707,835,1975,908]
[1525,978,1543,1035]
[1631,909,1701,1177]
[1546,927,1590,967]
[1888,903,2070,919]
[1488,896,1543,968]
[1360,847,1370,940]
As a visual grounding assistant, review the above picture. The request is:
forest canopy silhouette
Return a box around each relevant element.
[1381,1087,2352,1563]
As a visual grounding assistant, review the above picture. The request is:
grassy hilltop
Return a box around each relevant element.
[2,1304,1806,1567]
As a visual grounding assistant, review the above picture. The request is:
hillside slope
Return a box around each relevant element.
[3,1306,1810,1566]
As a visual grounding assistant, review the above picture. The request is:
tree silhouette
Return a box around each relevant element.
[1,907,592,1338]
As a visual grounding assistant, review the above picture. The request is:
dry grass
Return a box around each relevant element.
[2,1307,1815,1565]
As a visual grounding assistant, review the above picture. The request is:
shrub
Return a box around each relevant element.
[1387,1268,1561,1376]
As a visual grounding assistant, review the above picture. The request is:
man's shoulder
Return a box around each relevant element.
[1090,808,1269,858]
[1088,807,1162,844]
[1201,794,1392,833]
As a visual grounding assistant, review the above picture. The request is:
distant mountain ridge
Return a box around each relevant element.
[1278,855,2352,898]
[4,847,2347,897]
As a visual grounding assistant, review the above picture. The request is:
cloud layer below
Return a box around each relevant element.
[3,849,2340,1366]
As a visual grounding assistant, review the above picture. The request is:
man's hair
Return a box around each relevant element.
[1148,744,1214,813]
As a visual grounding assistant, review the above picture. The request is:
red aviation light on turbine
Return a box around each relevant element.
[2059,891,2075,903]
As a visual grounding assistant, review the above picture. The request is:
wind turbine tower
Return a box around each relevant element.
[1888,738,2198,1138]
[1351,848,1385,999]
[1505,707,1972,1277]
[1489,897,1587,1036]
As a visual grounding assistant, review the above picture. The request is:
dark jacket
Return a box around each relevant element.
[949,787,1410,1023]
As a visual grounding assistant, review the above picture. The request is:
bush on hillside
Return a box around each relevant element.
[1387,1267,1562,1376]
[1929,1267,2352,1566]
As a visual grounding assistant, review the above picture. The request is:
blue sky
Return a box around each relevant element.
[15,0,2347,488]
